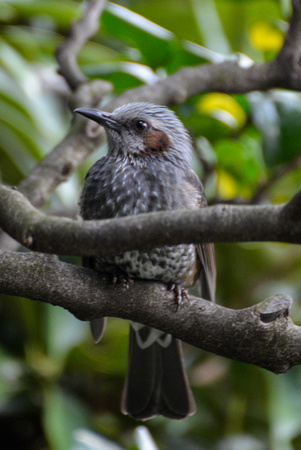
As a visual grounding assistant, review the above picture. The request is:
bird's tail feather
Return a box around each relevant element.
[90,318,107,344]
[121,324,195,420]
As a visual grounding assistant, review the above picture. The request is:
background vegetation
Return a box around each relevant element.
[0,0,301,448]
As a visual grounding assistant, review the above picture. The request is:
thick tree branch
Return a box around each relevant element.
[0,250,299,375]
[15,0,301,209]
[0,185,300,256]
[276,0,301,86]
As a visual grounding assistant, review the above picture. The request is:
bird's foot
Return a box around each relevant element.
[112,271,133,289]
[168,284,190,311]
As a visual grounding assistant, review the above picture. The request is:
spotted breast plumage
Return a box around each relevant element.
[75,102,216,420]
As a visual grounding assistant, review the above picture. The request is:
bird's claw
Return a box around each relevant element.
[112,271,133,289]
[168,284,190,311]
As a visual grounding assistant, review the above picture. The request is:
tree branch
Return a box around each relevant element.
[18,0,112,208]
[276,0,301,87]
[55,0,108,90]
[0,185,300,256]
[17,106,105,208]
[0,250,299,375]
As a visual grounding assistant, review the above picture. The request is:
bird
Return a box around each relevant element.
[75,102,216,420]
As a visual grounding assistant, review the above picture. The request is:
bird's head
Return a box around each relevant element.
[74,102,192,166]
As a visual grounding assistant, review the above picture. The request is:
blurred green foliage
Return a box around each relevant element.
[0,0,301,449]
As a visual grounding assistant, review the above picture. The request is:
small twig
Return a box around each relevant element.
[55,0,108,90]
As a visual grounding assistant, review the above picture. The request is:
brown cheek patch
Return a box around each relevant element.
[143,130,170,154]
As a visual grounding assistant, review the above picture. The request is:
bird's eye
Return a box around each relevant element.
[135,120,148,132]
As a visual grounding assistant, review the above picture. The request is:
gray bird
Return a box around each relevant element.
[75,103,216,420]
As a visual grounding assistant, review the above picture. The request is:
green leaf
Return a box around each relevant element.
[65,319,128,376]
[0,120,39,173]
[44,304,86,361]
[101,3,175,69]
[267,370,301,449]
[277,94,301,163]
[249,91,301,167]
[2,0,78,28]
[127,0,202,43]
[84,62,158,93]
[3,25,60,62]
[43,386,90,450]
[214,130,264,196]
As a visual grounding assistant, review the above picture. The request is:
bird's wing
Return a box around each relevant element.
[79,156,118,221]
[184,169,216,303]
[80,156,115,343]
[196,242,216,302]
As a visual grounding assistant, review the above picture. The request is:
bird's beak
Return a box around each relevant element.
[74,108,121,132]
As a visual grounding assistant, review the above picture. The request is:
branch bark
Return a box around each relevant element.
[0,250,298,375]
[18,0,112,208]
[55,0,107,90]
[0,185,300,256]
